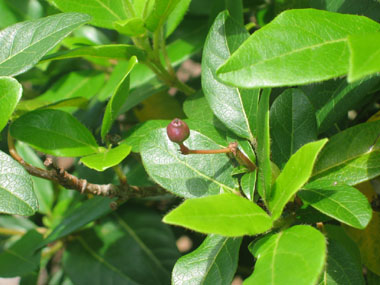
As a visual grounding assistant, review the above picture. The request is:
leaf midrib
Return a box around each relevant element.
[220,38,346,74]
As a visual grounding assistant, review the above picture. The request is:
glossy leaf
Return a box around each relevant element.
[183,91,215,124]
[241,170,256,200]
[140,127,236,198]
[217,9,380,88]
[319,240,365,285]
[101,56,137,140]
[0,76,22,132]
[202,11,259,140]
[43,44,146,62]
[348,32,380,82]
[172,235,242,285]
[316,76,380,134]
[0,230,43,277]
[256,89,272,203]
[165,0,192,37]
[10,109,99,157]
[16,142,54,215]
[312,121,380,185]
[299,180,372,229]
[344,211,380,275]
[163,193,273,236]
[269,139,328,220]
[80,144,132,172]
[145,0,181,32]
[270,88,318,169]
[245,225,326,285]
[43,196,113,245]
[63,205,179,285]
[0,150,38,216]
[0,12,90,76]
[49,0,129,29]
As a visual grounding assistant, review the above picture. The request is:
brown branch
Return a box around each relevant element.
[8,132,166,202]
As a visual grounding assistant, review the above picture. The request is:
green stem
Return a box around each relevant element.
[0,227,25,236]
[113,164,127,185]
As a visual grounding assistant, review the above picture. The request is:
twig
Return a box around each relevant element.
[8,132,165,201]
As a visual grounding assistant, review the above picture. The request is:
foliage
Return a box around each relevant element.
[0,0,379,284]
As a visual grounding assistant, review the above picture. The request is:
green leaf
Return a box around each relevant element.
[165,0,192,37]
[10,109,99,157]
[319,240,365,285]
[49,0,129,29]
[245,225,326,285]
[140,127,236,198]
[80,144,132,172]
[256,89,272,203]
[145,0,181,32]
[183,91,216,124]
[0,150,38,216]
[312,121,380,185]
[124,120,170,152]
[0,12,90,76]
[217,9,380,88]
[97,61,132,101]
[101,56,138,141]
[113,17,145,36]
[269,139,328,220]
[163,193,273,236]
[316,77,380,134]
[15,142,54,215]
[202,11,259,140]
[299,180,372,229]
[63,205,179,285]
[0,229,43,277]
[37,70,105,102]
[241,170,256,200]
[43,196,113,246]
[0,76,22,132]
[172,235,242,285]
[270,88,318,169]
[348,32,380,82]
[43,44,146,62]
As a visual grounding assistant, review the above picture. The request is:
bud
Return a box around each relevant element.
[166,118,190,143]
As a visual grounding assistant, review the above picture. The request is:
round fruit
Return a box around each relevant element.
[166,118,190,143]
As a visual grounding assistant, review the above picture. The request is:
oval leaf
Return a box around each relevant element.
[312,121,380,185]
[299,180,372,229]
[172,235,242,285]
[140,127,236,198]
[245,225,326,285]
[0,150,38,216]
[163,193,273,237]
[217,9,380,88]
[0,12,91,76]
[101,56,138,141]
[10,109,99,157]
[80,144,132,171]
[269,139,328,220]
[0,76,22,132]
[202,11,259,140]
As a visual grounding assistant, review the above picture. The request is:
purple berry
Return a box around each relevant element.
[167,118,190,143]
